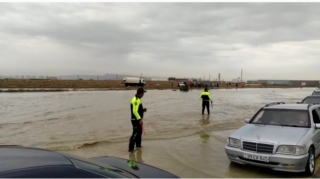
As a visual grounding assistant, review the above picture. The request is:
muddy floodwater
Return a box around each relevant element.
[0,87,319,177]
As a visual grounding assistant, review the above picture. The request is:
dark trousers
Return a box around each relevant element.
[202,101,210,115]
[128,120,142,152]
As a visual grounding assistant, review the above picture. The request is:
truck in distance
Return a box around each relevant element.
[123,77,146,87]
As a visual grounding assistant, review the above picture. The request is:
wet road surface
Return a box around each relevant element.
[61,122,320,178]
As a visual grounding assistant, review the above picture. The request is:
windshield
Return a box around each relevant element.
[302,97,320,104]
[312,91,320,95]
[251,109,310,127]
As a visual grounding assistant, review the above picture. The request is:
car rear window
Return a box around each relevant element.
[313,91,320,95]
[302,97,320,104]
[251,109,310,127]
[70,158,134,178]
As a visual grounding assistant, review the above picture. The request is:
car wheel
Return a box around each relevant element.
[304,147,315,176]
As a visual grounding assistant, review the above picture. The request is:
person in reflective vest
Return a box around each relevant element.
[200,87,212,115]
[128,88,147,153]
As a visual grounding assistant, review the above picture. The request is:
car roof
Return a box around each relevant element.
[0,145,74,173]
[264,104,309,110]
[305,95,320,98]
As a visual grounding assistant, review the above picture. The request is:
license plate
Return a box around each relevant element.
[243,153,269,162]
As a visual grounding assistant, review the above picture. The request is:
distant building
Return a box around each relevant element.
[167,77,199,82]
[267,80,290,85]
[246,80,319,87]
[232,77,242,83]
[149,78,168,81]
[46,76,58,80]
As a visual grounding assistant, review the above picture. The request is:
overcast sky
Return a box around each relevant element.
[1,3,320,80]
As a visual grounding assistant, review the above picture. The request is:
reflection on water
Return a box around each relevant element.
[199,132,210,144]
[199,115,210,125]
[198,115,211,144]
[129,148,144,163]
[0,88,319,177]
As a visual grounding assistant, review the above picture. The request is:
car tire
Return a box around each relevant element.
[304,147,315,176]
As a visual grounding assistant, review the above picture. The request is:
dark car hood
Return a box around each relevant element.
[90,156,179,178]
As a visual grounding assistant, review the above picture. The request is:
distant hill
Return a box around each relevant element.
[59,73,153,80]
[0,74,153,81]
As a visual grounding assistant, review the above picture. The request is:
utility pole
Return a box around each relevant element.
[209,74,211,81]
[241,69,243,83]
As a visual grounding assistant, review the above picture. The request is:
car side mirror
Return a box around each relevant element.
[244,118,250,123]
[315,124,320,129]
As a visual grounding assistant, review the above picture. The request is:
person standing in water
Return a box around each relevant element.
[128,88,147,153]
[200,87,213,115]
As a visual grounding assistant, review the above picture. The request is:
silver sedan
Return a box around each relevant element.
[225,102,320,176]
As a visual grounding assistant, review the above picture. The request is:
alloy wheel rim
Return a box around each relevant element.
[310,152,315,172]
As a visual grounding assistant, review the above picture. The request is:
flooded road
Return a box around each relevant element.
[0,87,318,177]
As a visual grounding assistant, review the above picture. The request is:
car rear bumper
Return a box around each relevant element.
[225,145,309,172]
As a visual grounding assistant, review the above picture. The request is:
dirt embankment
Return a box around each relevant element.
[0,79,300,92]
[0,79,177,89]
